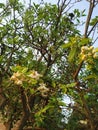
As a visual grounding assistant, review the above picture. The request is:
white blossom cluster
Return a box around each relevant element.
[10,72,23,85]
[10,70,42,85]
[37,83,49,97]
[27,71,42,80]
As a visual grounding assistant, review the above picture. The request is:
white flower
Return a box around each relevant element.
[79,120,87,125]
[14,72,21,77]
[28,71,42,80]
[10,75,16,81]
[93,53,98,59]
[81,46,88,51]
[89,46,94,50]
[37,83,49,97]
[39,83,46,88]
[38,83,49,91]
[10,72,21,81]
[14,79,22,85]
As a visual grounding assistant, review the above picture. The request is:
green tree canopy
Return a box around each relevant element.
[0,0,98,130]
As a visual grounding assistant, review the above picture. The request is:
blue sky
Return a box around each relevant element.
[1,0,98,47]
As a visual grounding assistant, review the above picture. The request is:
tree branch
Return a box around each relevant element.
[14,86,31,130]
[87,20,98,37]
[84,0,95,37]
[73,61,83,81]
[74,0,96,81]
[80,92,95,130]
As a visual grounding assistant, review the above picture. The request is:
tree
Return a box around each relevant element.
[0,0,98,130]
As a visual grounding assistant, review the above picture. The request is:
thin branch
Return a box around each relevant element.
[57,0,60,9]
[91,26,96,40]
[93,36,98,44]
[87,20,98,36]
[56,0,67,29]
[84,0,95,37]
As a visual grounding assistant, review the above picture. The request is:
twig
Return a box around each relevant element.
[87,20,98,37]
[93,36,98,44]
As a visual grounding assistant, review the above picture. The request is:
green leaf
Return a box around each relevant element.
[61,42,72,49]
[83,74,97,80]
[90,16,98,26]
[0,56,3,63]
[52,81,56,88]
[0,3,5,8]
[60,84,67,93]
[30,89,35,94]
[66,82,76,88]
[58,101,66,107]
[92,68,98,76]
[21,67,28,73]
[79,38,91,46]
[35,105,53,117]
[74,9,80,17]
[76,19,80,23]
[68,47,77,62]
[94,59,98,71]
[11,66,28,73]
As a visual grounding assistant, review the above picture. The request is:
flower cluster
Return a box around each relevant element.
[10,70,42,86]
[10,72,23,85]
[80,46,98,70]
[27,70,42,80]
[10,67,49,97]
[80,46,98,61]
[37,83,49,97]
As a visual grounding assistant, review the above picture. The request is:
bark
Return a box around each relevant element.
[13,113,30,130]
[12,86,31,130]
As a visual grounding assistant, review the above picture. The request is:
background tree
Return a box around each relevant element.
[0,0,98,130]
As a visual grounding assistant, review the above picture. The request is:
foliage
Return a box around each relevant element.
[0,0,98,130]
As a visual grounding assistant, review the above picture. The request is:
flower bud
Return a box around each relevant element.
[93,53,98,59]
[81,46,88,51]
[81,54,86,60]
[89,46,94,50]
